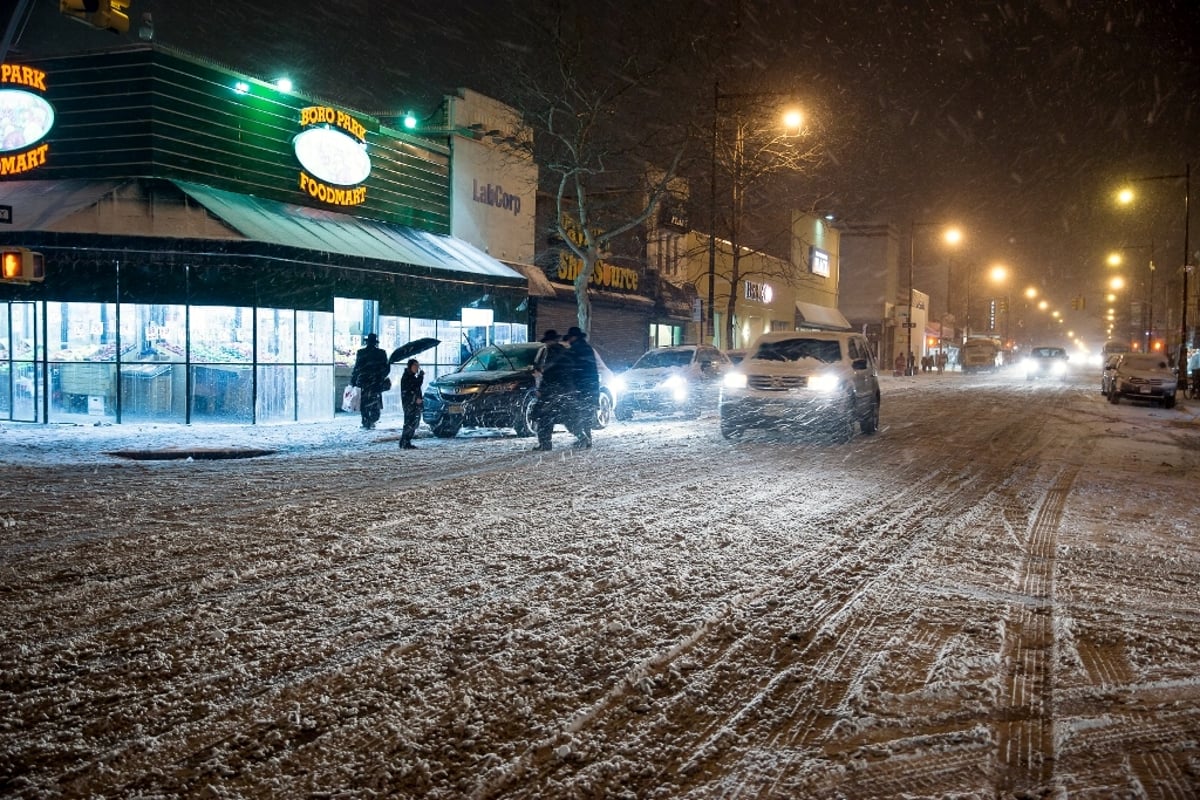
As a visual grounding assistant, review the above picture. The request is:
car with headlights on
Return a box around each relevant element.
[422,342,617,438]
[612,345,730,420]
[1106,352,1177,408]
[719,331,880,442]
[1022,346,1070,380]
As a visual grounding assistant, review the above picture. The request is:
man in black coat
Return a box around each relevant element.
[398,358,424,449]
[562,326,600,447]
[349,333,390,430]
[531,330,573,451]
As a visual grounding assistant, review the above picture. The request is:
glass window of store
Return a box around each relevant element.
[256,307,295,423]
[2,301,43,422]
[189,305,254,422]
[118,303,187,423]
[296,310,333,422]
[47,301,120,423]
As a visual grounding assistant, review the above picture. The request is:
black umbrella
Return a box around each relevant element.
[389,337,440,364]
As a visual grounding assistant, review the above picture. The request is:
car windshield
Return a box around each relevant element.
[1032,348,1066,358]
[632,349,693,369]
[460,345,539,373]
[753,338,842,364]
[1123,355,1171,371]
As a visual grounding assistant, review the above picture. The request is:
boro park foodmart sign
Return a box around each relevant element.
[0,63,54,177]
[293,105,371,207]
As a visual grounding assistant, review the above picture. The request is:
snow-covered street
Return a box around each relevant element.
[2,370,1199,798]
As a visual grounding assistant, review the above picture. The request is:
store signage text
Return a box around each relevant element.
[472,180,521,215]
[809,246,830,277]
[0,63,55,177]
[744,280,773,304]
[293,105,370,206]
[557,216,639,292]
[558,260,639,291]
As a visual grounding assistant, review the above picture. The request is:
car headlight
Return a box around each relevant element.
[611,375,627,393]
[723,371,747,389]
[809,373,841,393]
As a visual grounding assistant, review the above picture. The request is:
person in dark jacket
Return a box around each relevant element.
[349,333,390,430]
[531,330,573,451]
[562,326,600,448]
[398,358,424,449]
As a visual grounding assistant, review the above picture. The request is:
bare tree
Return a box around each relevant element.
[497,0,704,334]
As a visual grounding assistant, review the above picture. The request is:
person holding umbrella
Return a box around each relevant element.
[398,358,424,449]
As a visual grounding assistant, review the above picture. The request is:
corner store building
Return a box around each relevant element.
[0,45,531,425]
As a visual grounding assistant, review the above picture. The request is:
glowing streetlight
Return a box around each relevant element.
[1110,276,1126,291]
[906,222,964,374]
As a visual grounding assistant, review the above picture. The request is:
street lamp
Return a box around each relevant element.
[1115,163,1191,389]
[907,223,962,375]
[706,81,804,347]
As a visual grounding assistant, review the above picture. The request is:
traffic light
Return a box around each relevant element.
[59,0,129,34]
[1,248,45,283]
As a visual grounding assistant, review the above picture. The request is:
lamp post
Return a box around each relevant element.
[1116,163,1191,390]
[707,81,805,347]
[907,223,962,375]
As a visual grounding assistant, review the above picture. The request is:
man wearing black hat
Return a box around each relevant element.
[562,326,600,447]
[350,333,390,430]
[531,330,573,450]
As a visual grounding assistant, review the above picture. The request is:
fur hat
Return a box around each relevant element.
[539,330,560,342]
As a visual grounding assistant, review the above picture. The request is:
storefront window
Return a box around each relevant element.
[4,302,40,421]
[296,364,332,422]
[190,306,253,422]
[47,302,118,422]
[118,303,186,422]
[257,308,296,364]
[297,311,333,364]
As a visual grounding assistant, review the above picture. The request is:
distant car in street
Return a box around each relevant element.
[1022,346,1070,380]
[1106,353,1177,408]
[422,342,617,438]
[612,345,731,420]
[719,331,880,442]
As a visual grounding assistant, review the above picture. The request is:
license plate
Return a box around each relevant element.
[1139,387,1151,394]
[448,404,464,413]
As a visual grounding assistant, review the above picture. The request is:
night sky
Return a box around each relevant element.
[7,0,1198,343]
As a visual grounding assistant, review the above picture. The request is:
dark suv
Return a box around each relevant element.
[422,342,616,438]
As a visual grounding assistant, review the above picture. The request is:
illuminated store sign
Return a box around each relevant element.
[293,105,370,206]
[0,64,54,177]
[557,216,639,291]
[744,281,774,303]
[810,246,830,277]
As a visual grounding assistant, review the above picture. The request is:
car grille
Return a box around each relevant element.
[1127,377,1164,386]
[436,385,485,400]
[747,374,807,390]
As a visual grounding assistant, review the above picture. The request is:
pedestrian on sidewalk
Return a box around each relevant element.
[531,330,573,451]
[398,358,424,449]
[562,326,599,448]
[350,333,390,430]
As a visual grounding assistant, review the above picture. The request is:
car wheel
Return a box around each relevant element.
[431,417,461,438]
[860,396,880,435]
[514,392,538,438]
[831,396,856,443]
[594,390,614,429]
[1164,393,1177,409]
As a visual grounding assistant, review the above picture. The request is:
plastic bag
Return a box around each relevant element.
[341,385,361,412]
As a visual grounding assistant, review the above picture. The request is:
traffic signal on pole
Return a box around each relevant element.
[59,0,129,33]
[1,248,45,283]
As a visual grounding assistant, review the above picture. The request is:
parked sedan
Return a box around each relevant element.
[1106,353,1177,408]
[612,345,730,420]
[422,342,617,438]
